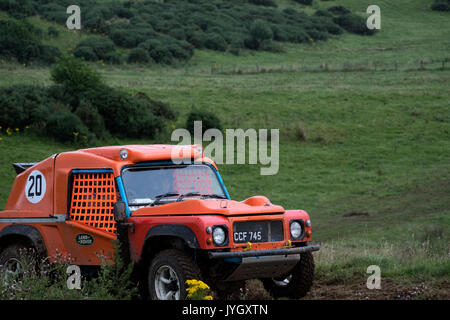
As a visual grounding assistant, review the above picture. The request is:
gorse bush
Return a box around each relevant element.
[0,18,60,64]
[432,0,450,11]
[0,0,371,65]
[73,37,117,62]
[0,56,176,143]
[186,107,223,136]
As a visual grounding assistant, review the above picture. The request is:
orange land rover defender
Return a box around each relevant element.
[0,144,320,300]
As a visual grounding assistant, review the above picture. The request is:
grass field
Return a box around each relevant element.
[0,0,449,299]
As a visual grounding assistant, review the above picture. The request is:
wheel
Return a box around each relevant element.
[262,252,315,299]
[0,244,27,284]
[147,249,201,300]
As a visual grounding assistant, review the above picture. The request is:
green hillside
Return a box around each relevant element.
[0,0,449,299]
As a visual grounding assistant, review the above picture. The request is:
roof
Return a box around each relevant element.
[77,144,204,163]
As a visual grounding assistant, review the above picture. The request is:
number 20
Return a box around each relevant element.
[28,174,42,198]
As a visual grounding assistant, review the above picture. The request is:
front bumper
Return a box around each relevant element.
[208,244,320,281]
[208,244,321,259]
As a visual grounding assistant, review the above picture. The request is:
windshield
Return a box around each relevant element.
[121,164,227,209]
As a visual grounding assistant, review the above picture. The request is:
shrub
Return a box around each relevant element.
[76,37,116,60]
[292,0,314,5]
[249,19,274,49]
[38,45,61,64]
[0,85,51,129]
[138,39,162,52]
[204,33,228,51]
[328,6,352,16]
[0,18,42,63]
[247,0,277,7]
[110,29,138,48]
[149,46,173,65]
[85,86,163,138]
[185,108,223,136]
[104,51,123,64]
[74,100,106,138]
[73,46,98,61]
[45,109,92,143]
[51,55,104,94]
[307,30,328,41]
[47,25,59,38]
[134,92,177,121]
[334,14,376,35]
[432,0,450,11]
[127,47,151,63]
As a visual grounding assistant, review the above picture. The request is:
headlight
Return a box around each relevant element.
[212,226,227,246]
[290,220,303,239]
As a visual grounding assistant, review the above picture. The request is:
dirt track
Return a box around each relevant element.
[304,276,450,300]
[242,277,450,300]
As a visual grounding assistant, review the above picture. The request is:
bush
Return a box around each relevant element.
[334,14,376,35]
[104,51,123,64]
[247,0,277,7]
[51,55,104,94]
[47,25,59,38]
[45,109,92,143]
[73,46,97,61]
[38,45,61,64]
[249,19,274,49]
[186,108,223,136]
[0,85,51,130]
[76,37,116,60]
[292,0,314,5]
[74,100,106,138]
[204,33,228,51]
[0,18,41,63]
[328,6,352,16]
[432,0,450,11]
[127,47,151,63]
[85,86,163,138]
[134,92,177,121]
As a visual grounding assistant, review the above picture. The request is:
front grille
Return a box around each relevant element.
[232,220,284,243]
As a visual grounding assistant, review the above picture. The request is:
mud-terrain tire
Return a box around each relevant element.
[262,252,315,299]
[0,244,28,283]
[148,249,202,300]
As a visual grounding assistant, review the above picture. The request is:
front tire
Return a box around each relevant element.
[148,249,201,300]
[262,252,315,299]
[0,244,28,284]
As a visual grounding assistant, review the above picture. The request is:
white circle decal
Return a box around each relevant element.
[25,170,46,204]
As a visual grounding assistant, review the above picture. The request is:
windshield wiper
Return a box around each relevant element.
[177,192,201,202]
[201,194,227,199]
[152,192,180,206]
[177,192,227,202]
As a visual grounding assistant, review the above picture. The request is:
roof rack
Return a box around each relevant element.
[12,163,37,175]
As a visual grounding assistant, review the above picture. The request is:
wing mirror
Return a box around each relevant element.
[114,201,127,223]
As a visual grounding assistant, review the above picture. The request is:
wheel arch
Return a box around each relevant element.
[0,225,47,256]
[142,224,200,258]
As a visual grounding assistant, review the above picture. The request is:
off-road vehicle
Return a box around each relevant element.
[0,144,320,299]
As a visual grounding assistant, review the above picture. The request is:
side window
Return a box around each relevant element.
[69,170,117,234]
